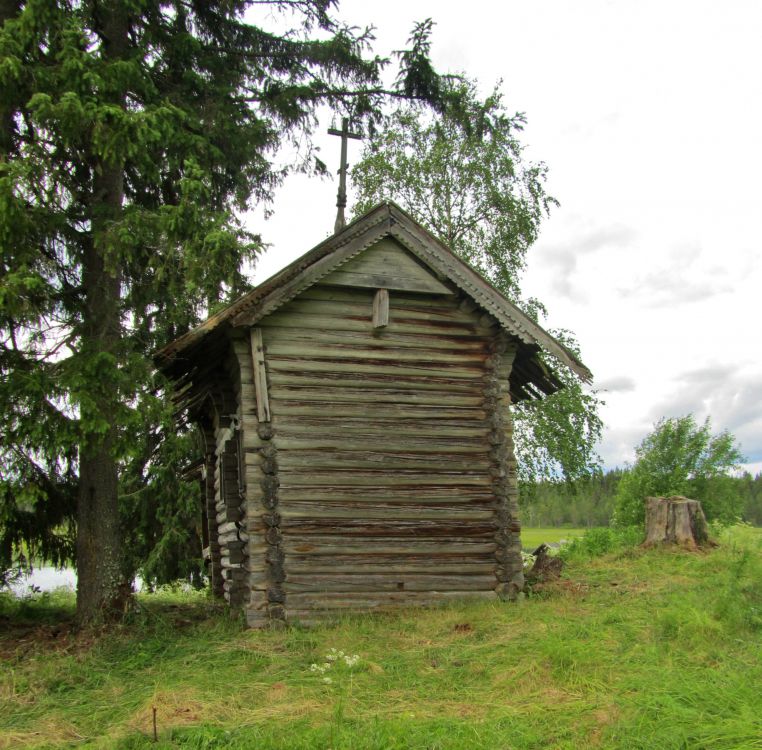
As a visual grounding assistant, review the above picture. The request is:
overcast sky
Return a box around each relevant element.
[249,0,762,474]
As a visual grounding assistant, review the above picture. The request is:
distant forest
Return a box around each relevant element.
[520,471,762,528]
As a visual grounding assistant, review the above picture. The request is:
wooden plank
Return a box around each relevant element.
[263,341,487,365]
[269,385,484,408]
[249,328,270,423]
[276,485,494,501]
[257,325,490,353]
[285,590,495,609]
[286,559,496,575]
[270,413,490,430]
[264,403,487,421]
[267,370,485,392]
[272,434,489,452]
[282,574,496,593]
[266,357,485,380]
[277,504,496,521]
[372,288,389,328]
[261,297,467,323]
[282,540,497,555]
[275,451,491,472]
[277,470,492,487]
[260,313,480,336]
[322,270,451,294]
[301,282,460,306]
[280,519,496,536]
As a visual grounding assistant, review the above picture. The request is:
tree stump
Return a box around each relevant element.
[643,496,710,549]
[527,543,564,582]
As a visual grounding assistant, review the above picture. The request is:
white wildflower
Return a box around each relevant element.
[323,676,332,684]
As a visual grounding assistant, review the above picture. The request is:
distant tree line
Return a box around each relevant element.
[521,414,760,529]
[520,470,762,529]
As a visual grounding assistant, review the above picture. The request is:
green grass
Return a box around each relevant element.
[521,527,587,549]
[2,526,762,749]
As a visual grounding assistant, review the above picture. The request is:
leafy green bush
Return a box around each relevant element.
[613,415,744,527]
[560,525,642,560]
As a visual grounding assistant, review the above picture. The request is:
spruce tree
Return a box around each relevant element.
[0,1,445,622]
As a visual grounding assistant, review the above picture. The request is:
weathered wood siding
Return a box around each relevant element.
[236,238,523,625]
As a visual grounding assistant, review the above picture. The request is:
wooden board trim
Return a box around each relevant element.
[372,288,389,328]
[249,328,271,423]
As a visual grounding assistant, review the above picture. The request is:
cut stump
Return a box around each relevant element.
[643,496,711,549]
[527,543,564,582]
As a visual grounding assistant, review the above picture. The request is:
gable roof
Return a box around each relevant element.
[154,202,592,393]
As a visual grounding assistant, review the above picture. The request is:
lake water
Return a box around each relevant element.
[8,567,146,596]
[9,566,78,597]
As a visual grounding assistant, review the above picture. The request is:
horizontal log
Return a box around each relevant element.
[272,435,489,453]
[261,313,482,337]
[274,487,495,503]
[216,508,242,525]
[277,504,495,521]
[264,341,486,366]
[261,324,490,353]
[272,418,491,441]
[219,533,244,547]
[321,269,453,295]
[285,559,496,575]
[275,451,491,472]
[283,571,490,595]
[277,471,492,488]
[220,558,243,569]
[264,370,487,393]
[266,355,485,380]
[281,573,496,593]
[281,540,497,555]
[265,295,469,323]
[279,519,496,537]
[301,284,460,305]
[285,590,496,610]
[265,403,489,421]
[269,385,484,408]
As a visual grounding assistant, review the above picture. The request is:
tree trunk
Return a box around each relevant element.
[643,496,710,549]
[75,3,130,625]
[76,234,124,623]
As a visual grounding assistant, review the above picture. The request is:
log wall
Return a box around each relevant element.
[237,278,523,625]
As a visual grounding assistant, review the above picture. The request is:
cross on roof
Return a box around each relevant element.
[328,117,362,234]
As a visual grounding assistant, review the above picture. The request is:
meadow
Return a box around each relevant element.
[1,525,761,750]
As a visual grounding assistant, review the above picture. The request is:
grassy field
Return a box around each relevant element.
[2,525,762,749]
[520,527,586,549]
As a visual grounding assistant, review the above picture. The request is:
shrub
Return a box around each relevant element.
[613,415,744,527]
[560,525,641,560]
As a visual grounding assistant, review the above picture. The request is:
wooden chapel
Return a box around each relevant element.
[154,200,592,627]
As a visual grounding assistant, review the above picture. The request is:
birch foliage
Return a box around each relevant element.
[352,79,603,482]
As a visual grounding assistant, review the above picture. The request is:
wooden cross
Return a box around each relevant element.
[328,117,362,234]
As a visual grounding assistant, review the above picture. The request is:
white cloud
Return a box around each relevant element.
[649,364,762,464]
[617,241,733,307]
[595,375,636,393]
[536,224,638,300]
